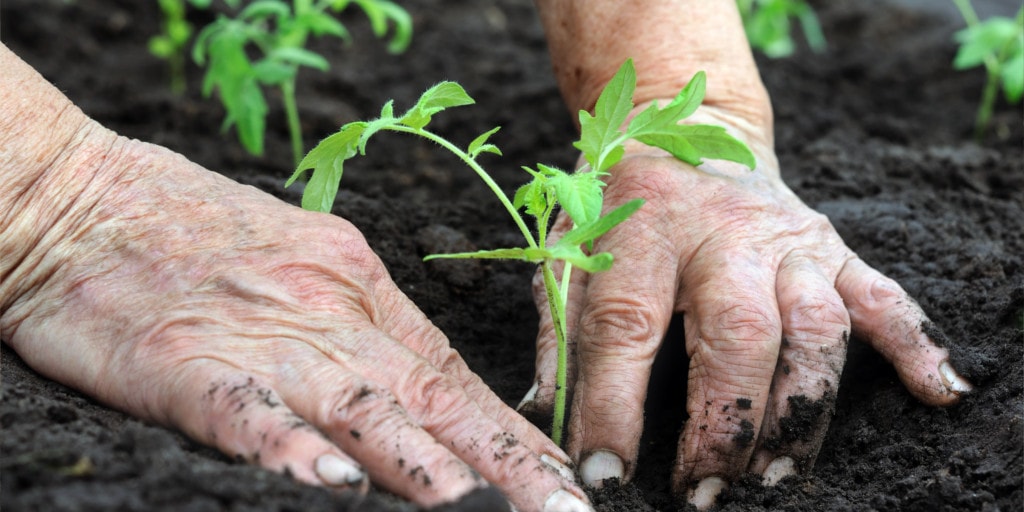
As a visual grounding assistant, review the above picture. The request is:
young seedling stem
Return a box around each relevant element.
[951,0,1024,139]
[289,60,756,446]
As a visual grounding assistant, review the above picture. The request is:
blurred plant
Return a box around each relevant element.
[736,0,826,58]
[193,0,411,165]
[951,0,1023,140]
[149,0,240,94]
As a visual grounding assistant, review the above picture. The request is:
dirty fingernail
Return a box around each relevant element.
[541,454,577,482]
[315,454,365,486]
[543,489,593,512]
[939,361,972,394]
[688,476,727,510]
[762,456,797,486]
[517,381,539,410]
[579,450,623,488]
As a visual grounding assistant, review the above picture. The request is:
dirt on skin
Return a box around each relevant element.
[2,0,1022,510]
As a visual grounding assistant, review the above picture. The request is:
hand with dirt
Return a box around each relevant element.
[0,45,591,512]
[525,1,973,508]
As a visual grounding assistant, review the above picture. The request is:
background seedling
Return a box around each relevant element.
[951,0,1023,140]
[149,0,235,94]
[288,60,755,445]
[192,0,411,165]
[737,0,826,58]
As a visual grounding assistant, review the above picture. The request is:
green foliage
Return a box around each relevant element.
[192,0,412,163]
[290,59,755,445]
[952,0,1023,139]
[148,0,227,94]
[736,0,826,58]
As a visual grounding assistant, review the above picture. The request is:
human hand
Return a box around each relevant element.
[517,106,972,508]
[0,133,592,511]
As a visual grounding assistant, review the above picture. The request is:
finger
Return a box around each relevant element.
[161,363,369,492]
[749,257,850,484]
[566,207,679,488]
[672,253,781,500]
[371,275,579,482]
[836,258,972,406]
[519,212,589,422]
[274,351,491,507]
[317,322,592,511]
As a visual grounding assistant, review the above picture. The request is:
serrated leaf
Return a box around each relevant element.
[288,122,367,212]
[574,59,636,172]
[626,71,706,144]
[559,199,644,248]
[633,124,756,169]
[468,126,502,158]
[547,166,604,227]
[399,82,475,129]
[513,170,549,218]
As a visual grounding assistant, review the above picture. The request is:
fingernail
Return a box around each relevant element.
[541,454,577,482]
[543,489,593,512]
[688,476,727,510]
[517,381,539,410]
[315,454,365,486]
[762,456,797,486]
[939,361,972,394]
[579,450,623,488]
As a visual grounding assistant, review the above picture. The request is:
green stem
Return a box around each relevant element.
[281,78,303,167]
[975,67,999,140]
[388,125,538,248]
[169,50,186,96]
[952,0,1001,140]
[541,261,569,446]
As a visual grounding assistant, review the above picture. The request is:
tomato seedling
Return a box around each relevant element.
[288,60,755,445]
[951,0,1023,140]
[193,0,411,165]
[149,0,236,94]
[737,0,826,58]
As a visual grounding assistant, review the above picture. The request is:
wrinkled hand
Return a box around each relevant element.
[0,136,590,512]
[518,107,972,508]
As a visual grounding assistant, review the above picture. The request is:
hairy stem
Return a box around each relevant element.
[541,261,569,446]
[388,125,538,248]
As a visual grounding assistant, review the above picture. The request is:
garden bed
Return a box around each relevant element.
[2,0,1021,510]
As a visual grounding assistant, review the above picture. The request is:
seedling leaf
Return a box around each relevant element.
[400,82,475,129]
[575,59,636,172]
[468,127,503,159]
[558,199,645,248]
[546,165,604,227]
[270,47,330,71]
[288,122,367,212]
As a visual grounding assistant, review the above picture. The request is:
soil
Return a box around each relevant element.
[2,0,1022,510]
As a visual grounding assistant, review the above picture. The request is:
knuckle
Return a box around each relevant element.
[707,301,780,345]
[394,362,469,429]
[783,290,850,338]
[322,380,400,429]
[579,295,663,352]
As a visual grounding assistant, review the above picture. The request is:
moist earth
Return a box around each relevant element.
[2,0,1022,510]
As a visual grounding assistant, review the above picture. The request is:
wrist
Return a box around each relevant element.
[536,0,773,141]
[0,45,129,321]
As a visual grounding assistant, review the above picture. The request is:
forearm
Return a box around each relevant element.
[534,0,772,141]
[0,43,126,314]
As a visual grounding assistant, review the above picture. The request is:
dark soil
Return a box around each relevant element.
[2,0,1022,510]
